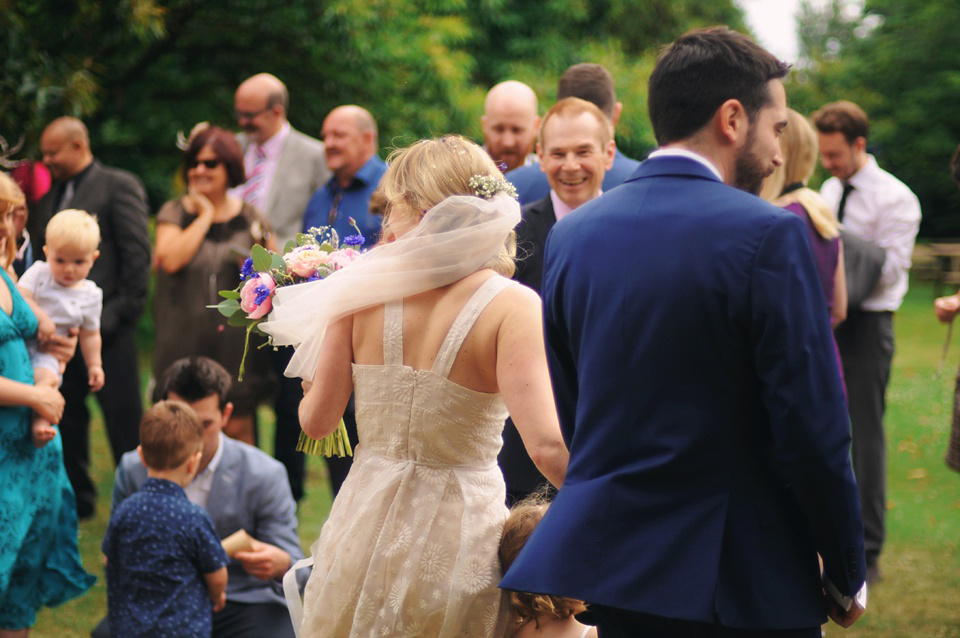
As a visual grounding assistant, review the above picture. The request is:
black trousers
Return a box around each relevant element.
[270,346,357,500]
[591,606,820,638]
[834,310,894,567]
[91,601,295,638]
[61,324,142,516]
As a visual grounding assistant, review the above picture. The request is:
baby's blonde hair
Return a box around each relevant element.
[45,208,101,253]
[380,135,516,277]
[0,172,26,267]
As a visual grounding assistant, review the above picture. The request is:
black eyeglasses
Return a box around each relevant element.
[187,159,222,169]
[234,106,271,121]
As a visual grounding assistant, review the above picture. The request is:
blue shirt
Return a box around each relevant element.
[302,155,387,248]
[505,149,642,206]
[103,478,229,638]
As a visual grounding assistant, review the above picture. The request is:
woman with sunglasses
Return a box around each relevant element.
[153,124,274,443]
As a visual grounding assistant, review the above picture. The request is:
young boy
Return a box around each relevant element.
[102,400,229,637]
[17,208,104,447]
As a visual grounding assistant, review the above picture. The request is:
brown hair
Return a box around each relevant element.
[139,400,204,470]
[499,492,587,627]
[538,97,612,148]
[557,63,617,122]
[182,125,246,188]
[811,100,870,145]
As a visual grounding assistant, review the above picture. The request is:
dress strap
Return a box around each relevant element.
[383,300,404,366]
[432,276,513,378]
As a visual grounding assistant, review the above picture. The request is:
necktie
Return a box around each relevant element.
[241,146,267,208]
[58,180,75,212]
[837,182,854,222]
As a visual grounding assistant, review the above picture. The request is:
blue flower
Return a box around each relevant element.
[343,234,365,247]
[253,283,272,306]
[240,258,255,281]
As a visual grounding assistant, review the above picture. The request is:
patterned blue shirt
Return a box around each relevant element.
[103,478,228,638]
[301,155,387,248]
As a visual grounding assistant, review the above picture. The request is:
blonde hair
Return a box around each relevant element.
[539,97,613,148]
[380,135,516,277]
[0,172,26,268]
[499,492,588,628]
[45,208,101,253]
[760,109,839,240]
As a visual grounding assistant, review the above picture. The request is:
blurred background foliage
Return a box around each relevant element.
[2,0,960,235]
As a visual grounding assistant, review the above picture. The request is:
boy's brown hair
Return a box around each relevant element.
[139,400,203,470]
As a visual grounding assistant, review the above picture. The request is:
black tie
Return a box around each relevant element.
[837,182,854,222]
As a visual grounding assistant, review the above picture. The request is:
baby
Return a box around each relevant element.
[103,400,229,637]
[17,208,104,447]
[499,493,597,638]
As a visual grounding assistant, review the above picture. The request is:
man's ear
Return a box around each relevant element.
[853,136,867,154]
[137,445,145,466]
[604,139,616,170]
[612,101,623,128]
[717,98,748,145]
[185,449,202,476]
[536,142,545,170]
[221,401,235,427]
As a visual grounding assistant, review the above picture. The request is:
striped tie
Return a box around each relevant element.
[241,146,266,208]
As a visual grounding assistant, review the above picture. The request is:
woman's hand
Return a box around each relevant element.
[31,385,65,423]
[39,327,79,364]
[182,191,215,221]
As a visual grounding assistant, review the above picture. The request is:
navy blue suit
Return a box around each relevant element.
[505,149,641,206]
[500,156,865,632]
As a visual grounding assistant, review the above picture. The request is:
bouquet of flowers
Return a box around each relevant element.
[212,220,365,457]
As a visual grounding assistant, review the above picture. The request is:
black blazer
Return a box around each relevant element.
[30,160,151,339]
[514,194,557,293]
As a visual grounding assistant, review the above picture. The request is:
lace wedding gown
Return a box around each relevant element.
[299,276,515,638]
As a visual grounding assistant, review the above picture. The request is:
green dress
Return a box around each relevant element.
[0,269,94,629]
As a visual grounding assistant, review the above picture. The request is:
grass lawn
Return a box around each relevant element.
[29,277,960,637]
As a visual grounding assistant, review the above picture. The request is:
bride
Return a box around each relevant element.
[262,135,569,637]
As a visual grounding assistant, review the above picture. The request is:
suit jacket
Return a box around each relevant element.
[239,128,329,246]
[500,156,865,630]
[498,194,557,498]
[506,149,641,206]
[113,436,303,605]
[30,160,151,340]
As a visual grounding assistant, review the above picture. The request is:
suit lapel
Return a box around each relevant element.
[266,132,297,218]
[206,438,238,522]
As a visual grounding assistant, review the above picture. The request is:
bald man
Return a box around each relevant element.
[234,73,329,247]
[32,116,151,518]
[482,81,541,172]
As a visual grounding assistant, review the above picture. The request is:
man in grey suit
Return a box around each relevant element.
[234,73,329,501]
[33,116,151,519]
[93,357,302,638]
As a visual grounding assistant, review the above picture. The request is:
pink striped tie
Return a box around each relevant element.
[241,146,266,207]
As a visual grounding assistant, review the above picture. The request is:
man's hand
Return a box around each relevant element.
[825,592,865,628]
[234,540,291,580]
[39,327,79,364]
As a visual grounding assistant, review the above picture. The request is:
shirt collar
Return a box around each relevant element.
[647,148,724,182]
[329,155,383,192]
[549,188,602,222]
[258,122,290,159]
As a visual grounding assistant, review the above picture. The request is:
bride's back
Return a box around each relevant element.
[351,269,510,394]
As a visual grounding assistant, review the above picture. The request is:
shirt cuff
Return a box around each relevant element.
[824,575,868,611]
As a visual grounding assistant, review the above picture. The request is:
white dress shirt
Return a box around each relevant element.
[184,432,225,508]
[648,148,724,181]
[821,155,921,312]
[237,122,291,213]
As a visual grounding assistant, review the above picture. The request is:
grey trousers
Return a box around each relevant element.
[834,310,894,566]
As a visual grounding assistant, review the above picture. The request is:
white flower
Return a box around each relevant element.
[389,577,410,614]
[384,523,412,557]
[418,543,450,583]
[460,555,494,594]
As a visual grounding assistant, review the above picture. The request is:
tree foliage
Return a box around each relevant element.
[3,0,745,208]
[788,0,960,237]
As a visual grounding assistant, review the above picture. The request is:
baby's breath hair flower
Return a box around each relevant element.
[468,174,518,201]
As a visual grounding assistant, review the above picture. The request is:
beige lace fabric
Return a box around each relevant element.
[298,276,516,637]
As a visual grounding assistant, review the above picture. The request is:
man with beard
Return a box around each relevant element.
[482,81,540,172]
[234,73,329,502]
[501,27,867,636]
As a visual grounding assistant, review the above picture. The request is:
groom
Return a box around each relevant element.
[501,27,866,636]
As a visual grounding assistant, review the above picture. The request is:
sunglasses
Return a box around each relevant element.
[187,159,222,169]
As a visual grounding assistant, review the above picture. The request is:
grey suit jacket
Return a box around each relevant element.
[113,436,303,605]
[239,128,329,246]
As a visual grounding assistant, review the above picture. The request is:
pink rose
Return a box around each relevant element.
[283,246,331,278]
[330,248,361,271]
[239,273,276,319]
